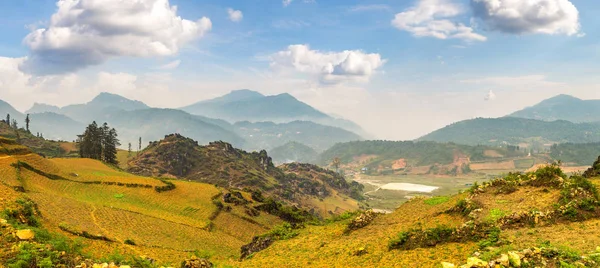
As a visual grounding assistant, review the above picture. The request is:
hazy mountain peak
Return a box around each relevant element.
[26,102,61,114]
[85,92,149,112]
[509,94,600,123]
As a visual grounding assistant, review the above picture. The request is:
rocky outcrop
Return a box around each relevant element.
[180,256,213,268]
[240,236,274,259]
[344,210,377,234]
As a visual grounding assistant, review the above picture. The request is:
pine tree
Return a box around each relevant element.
[25,114,30,133]
[138,137,142,151]
[6,114,9,125]
[78,121,119,164]
[128,143,132,156]
[11,119,17,129]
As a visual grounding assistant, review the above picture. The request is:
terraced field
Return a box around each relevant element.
[0,149,282,265]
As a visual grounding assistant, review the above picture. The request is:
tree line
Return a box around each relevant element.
[77,121,120,165]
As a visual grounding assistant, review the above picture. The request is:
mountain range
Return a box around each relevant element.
[1,90,364,154]
[509,94,600,123]
[417,94,600,150]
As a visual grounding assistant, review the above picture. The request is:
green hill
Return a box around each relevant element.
[319,140,525,167]
[418,117,600,148]
[269,141,319,164]
[509,94,600,123]
[550,142,600,166]
[126,134,362,218]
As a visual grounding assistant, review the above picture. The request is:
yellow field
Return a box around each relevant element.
[0,152,283,264]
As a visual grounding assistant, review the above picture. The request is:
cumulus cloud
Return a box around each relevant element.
[21,0,212,75]
[392,0,486,42]
[471,0,580,35]
[269,44,386,84]
[283,0,293,7]
[484,89,496,101]
[227,8,243,22]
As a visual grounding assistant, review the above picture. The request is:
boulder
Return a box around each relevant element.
[497,254,509,266]
[241,236,274,259]
[441,262,456,268]
[465,257,487,267]
[181,256,212,268]
[16,229,35,240]
[508,251,521,267]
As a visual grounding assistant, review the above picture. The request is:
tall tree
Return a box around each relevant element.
[5,114,9,125]
[78,121,119,165]
[25,114,30,133]
[138,137,142,151]
[11,119,17,129]
[128,143,132,156]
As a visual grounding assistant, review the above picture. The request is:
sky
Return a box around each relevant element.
[0,0,599,140]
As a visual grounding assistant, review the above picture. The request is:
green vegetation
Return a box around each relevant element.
[551,142,600,166]
[268,141,319,164]
[423,196,450,206]
[419,117,600,146]
[319,140,525,167]
[77,121,120,165]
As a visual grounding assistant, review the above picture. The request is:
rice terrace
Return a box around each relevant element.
[2,0,600,267]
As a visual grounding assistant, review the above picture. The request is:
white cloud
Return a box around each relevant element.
[484,89,496,101]
[269,44,386,85]
[283,0,293,7]
[348,4,391,13]
[156,60,181,70]
[471,0,581,35]
[227,8,243,22]
[21,0,212,75]
[392,0,487,42]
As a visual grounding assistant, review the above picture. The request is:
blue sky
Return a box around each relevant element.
[0,0,598,139]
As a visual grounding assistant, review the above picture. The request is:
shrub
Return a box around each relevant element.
[424,196,449,206]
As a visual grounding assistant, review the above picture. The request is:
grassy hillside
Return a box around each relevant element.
[269,141,318,164]
[242,164,600,267]
[126,134,362,218]
[0,122,75,158]
[419,117,600,147]
[0,137,285,266]
[509,94,600,123]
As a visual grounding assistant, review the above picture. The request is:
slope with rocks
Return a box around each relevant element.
[241,164,600,267]
[126,134,362,217]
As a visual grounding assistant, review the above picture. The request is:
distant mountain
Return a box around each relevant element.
[269,141,319,164]
[181,90,369,137]
[28,112,84,141]
[234,120,361,152]
[0,99,24,122]
[419,117,600,148]
[19,93,244,148]
[509,94,600,123]
[181,90,329,121]
[27,92,150,123]
[101,108,245,148]
[0,100,83,141]
[26,103,61,114]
